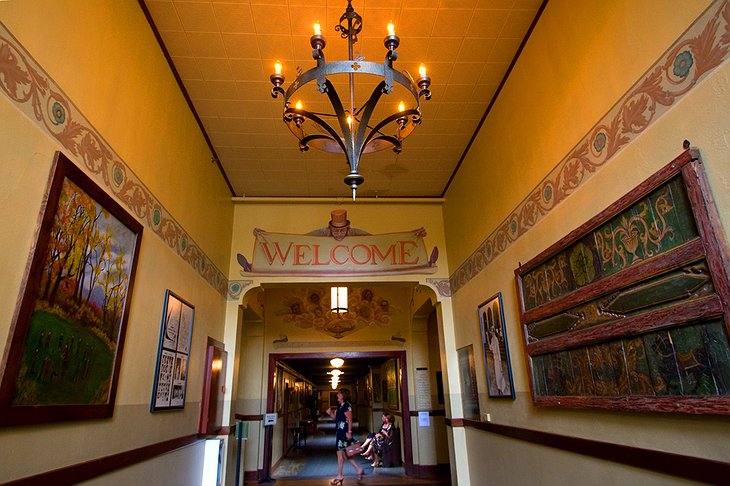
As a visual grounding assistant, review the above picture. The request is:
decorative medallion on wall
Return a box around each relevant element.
[228,280,253,300]
[237,209,438,277]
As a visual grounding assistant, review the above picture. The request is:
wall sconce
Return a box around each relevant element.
[331,287,348,314]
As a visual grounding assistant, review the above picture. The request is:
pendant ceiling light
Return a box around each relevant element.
[270,0,431,200]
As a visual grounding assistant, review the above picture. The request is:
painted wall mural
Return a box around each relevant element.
[274,286,401,339]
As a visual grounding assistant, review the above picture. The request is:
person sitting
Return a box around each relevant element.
[359,431,377,454]
[361,412,394,467]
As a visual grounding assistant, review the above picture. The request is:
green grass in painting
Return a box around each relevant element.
[12,310,114,406]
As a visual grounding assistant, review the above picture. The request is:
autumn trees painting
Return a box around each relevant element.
[0,153,142,425]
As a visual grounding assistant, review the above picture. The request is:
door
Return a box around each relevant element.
[199,337,227,434]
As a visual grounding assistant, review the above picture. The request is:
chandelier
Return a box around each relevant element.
[270,0,431,200]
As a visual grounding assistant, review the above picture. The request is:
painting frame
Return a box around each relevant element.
[478,292,515,399]
[372,369,382,403]
[385,359,399,410]
[151,290,195,411]
[457,344,480,419]
[0,152,143,426]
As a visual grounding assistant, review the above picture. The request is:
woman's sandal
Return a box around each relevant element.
[330,478,344,485]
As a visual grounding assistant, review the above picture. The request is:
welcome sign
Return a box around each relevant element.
[237,212,438,276]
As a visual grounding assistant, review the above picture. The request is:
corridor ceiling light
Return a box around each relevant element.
[328,369,344,377]
[269,0,431,200]
[330,357,344,368]
[330,287,348,314]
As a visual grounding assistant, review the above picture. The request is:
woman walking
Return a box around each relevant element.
[325,388,365,484]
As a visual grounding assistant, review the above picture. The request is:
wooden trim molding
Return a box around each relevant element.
[448,418,729,485]
[234,413,264,421]
[1,435,201,486]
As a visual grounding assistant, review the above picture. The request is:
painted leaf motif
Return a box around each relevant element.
[0,41,31,99]
[621,94,651,132]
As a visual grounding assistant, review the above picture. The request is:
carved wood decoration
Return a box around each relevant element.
[515,149,730,414]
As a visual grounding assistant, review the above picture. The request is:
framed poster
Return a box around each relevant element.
[151,290,194,411]
[478,292,515,399]
[0,152,143,425]
[457,345,480,419]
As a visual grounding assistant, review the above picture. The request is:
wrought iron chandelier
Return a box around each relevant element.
[270,0,431,200]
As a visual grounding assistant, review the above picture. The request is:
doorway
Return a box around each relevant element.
[264,351,412,479]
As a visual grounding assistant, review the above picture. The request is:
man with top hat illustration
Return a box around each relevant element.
[307,209,370,241]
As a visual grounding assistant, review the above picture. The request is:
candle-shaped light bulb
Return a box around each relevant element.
[313,21,321,36]
[274,60,282,75]
[398,101,406,112]
[295,100,303,110]
[346,114,352,127]
[387,21,395,36]
[419,63,427,78]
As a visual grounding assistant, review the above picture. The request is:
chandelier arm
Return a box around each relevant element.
[368,135,402,153]
[353,80,387,151]
[320,80,358,162]
[300,134,337,151]
[285,107,348,154]
[361,108,419,155]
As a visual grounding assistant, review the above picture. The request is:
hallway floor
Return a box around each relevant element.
[270,426,450,485]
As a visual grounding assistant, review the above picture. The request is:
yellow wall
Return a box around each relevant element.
[0,1,233,482]
[444,0,730,484]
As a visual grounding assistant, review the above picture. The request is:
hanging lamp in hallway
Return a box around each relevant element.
[270,0,431,200]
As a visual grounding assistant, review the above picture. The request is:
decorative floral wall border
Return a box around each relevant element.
[0,22,228,297]
[449,0,730,295]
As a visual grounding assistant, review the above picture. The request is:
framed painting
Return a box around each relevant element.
[457,345,480,419]
[151,290,195,411]
[479,293,515,399]
[372,369,381,403]
[385,359,399,410]
[0,152,143,425]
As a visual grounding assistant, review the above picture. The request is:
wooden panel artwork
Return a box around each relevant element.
[515,149,730,414]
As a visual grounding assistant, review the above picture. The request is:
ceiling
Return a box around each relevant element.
[141,0,544,199]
